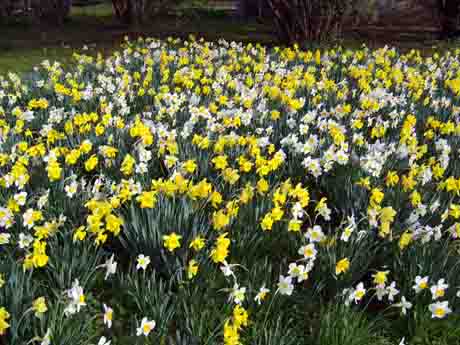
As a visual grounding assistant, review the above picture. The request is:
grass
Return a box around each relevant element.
[0,2,273,75]
[0,47,76,75]
[3,31,460,345]
[0,40,117,75]
[1,1,460,75]
[70,2,114,18]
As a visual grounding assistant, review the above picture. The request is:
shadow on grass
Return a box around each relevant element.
[0,2,276,75]
[1,1,460,75]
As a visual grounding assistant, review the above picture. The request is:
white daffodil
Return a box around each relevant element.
[0,233,11,245]
[413,276,429,293]
[136,317,156,336]
[102,254,117,280]
[136,254,151,271]
[230,284,246,305]
[386,281,399,302]
[297,265,309,283]
[375,284,388,301]
[277,275,294,296]
[64,279,86,316]
[394,296,412,315]
[353,282,366,303]
[429,301,452,319]
[14,191,27,206]
[23,209,36,229]
[65,181,78,198]
[298,243,317,260]
[288,262,303,279]
[40,328,52,345]
[98,336,111,345]
[220,261,237,277]
[430,278,448,300]
[103,304,113,329]
[305,225,325,243]
[254,286,270,305]
[0,207,13,229]
[37,190,49,209]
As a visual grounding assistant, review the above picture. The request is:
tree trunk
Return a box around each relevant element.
[0,0,11,19]
[112,0,132,24]
[267,0,347,45]
[439,0,459,39]
[31,0,71,25]
[112,0,146,25]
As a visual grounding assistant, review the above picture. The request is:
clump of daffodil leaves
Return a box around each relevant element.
[1,36,460,345]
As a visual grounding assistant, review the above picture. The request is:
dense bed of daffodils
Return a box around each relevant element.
[1,36,460,345]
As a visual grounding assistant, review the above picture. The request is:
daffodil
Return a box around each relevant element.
[254,286,270,304]
[394,296,412,315]
[32,297,48,317]
[335,258,350,275]
[189,236,205,251]
[136,254,151,271]
[277,275,294,296]
[413,276,429,293]
[103,304,113,329]
[429,301,452,319]
[163,232,182,252]
[136,317,156,336]
[0,307,10,335]
[187,259,199,279]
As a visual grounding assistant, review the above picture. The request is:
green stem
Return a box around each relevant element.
[203,317,228,345]
[262,290,278,329]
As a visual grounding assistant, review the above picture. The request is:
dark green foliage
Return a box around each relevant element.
[311,303,391,345]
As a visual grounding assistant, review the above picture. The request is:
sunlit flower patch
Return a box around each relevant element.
[1,36,460,344]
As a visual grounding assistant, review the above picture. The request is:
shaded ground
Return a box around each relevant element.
[0,2,276,74]
[0,1,459,75]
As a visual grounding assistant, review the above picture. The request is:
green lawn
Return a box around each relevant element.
[0,2,274,75]
[1,2,460,75]
[70,2,114,18]
[0,47,76,75]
